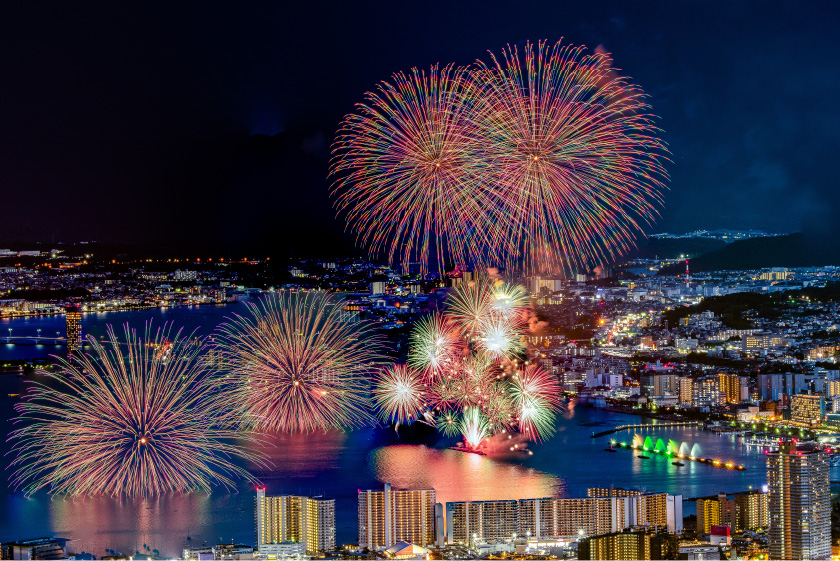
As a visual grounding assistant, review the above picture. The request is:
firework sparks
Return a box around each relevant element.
[8,324,261,496]
[215,291,387,433]
[460,407,490,450]
[469,39,669,273]
[372,364,429,425]
[407,312,460,380]
[510,365,563,441]
[330,64,502,275]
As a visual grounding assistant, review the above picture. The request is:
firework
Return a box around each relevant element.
[436,410,461,437]
[8,324,260,496]
[460,407,490,450]
[476,314,523,360]
[446,277,495,337]
[330,64,503,275]
[469,39,669,273]
[372,364,429,425]
[215,291,387,433]
[407,312,460,380]
[509,365,563,441]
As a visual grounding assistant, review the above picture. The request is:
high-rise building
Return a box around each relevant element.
[718,373,746,403]
[757,373,805,401]
[65,305,82,353]
[767,442,830,560]
[640,374,677,397]
[518,492,682,539]
[255,488,336,554]
[577,529,671,560]
[445,500,518,544]
[696,493,736,534]
[358,483,436,549]
[677,377,694,405]
[733,489,769,532]
[790,394,826,426]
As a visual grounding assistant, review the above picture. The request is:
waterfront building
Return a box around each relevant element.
[0,538,66,560]
[445,500,518,544]
[518,492,681,539]
[577,529,671,560]
[767,442,830,560]
[790,394,825,426]
[255,488,336,554]
[65,304,82,353]
[693,376,724,407]
[358,483,436,549]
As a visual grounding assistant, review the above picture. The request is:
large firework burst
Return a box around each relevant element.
[8,324,260,496]
[331,40,668,274]
[372,364,429,425]
[215,291,387,433]
[330,64,504,274]
[469,39,669,273]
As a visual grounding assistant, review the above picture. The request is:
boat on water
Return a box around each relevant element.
[449,447,486,456]
[672,461,685,466]
[604,448,617,452]
[637,455,650,459]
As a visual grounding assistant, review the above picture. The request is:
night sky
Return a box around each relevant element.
[2,1,839,257]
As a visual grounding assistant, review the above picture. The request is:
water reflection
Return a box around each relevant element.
[369,445,562,505]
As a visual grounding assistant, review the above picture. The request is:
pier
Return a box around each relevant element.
[591,421,702,439]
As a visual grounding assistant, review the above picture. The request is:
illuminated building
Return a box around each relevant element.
[577,529,670,560]
[358,483,436,549]
[692,376,724,407]
[790,394,825,426]
[733,489,769,532]
[827,380,840,398]
[697,490,769,534]
[445,500,518,544]
[517,492,681,539]
[767,442,830,560]
[718,372,746,403]
[640,374,676,397]
[677,377,694,405]
[742,332,786,353]
[255,488,336,554]
[696,493,735,534]
[65,305,82,353]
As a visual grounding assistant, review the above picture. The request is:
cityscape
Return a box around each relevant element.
[3,2,840,561]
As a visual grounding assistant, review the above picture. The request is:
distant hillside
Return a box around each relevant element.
[635,236,726,259]
[658,233,840,274]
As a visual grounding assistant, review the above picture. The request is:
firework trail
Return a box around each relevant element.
[469,39,669,273]
[330,64,505,275]
[372,364,429,425]
[215,291,387,433]
[8,324,261,496]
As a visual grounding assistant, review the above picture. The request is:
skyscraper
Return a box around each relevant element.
[358,483,436,549]
[767,442,830,560]
[65,305,81,353]
[255,488,336,554]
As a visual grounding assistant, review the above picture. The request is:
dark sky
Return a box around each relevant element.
[1,1,838,257]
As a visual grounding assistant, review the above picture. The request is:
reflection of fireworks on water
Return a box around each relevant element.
[216,291,386,433]
[373,364,428,425]
[9,324,262,496]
